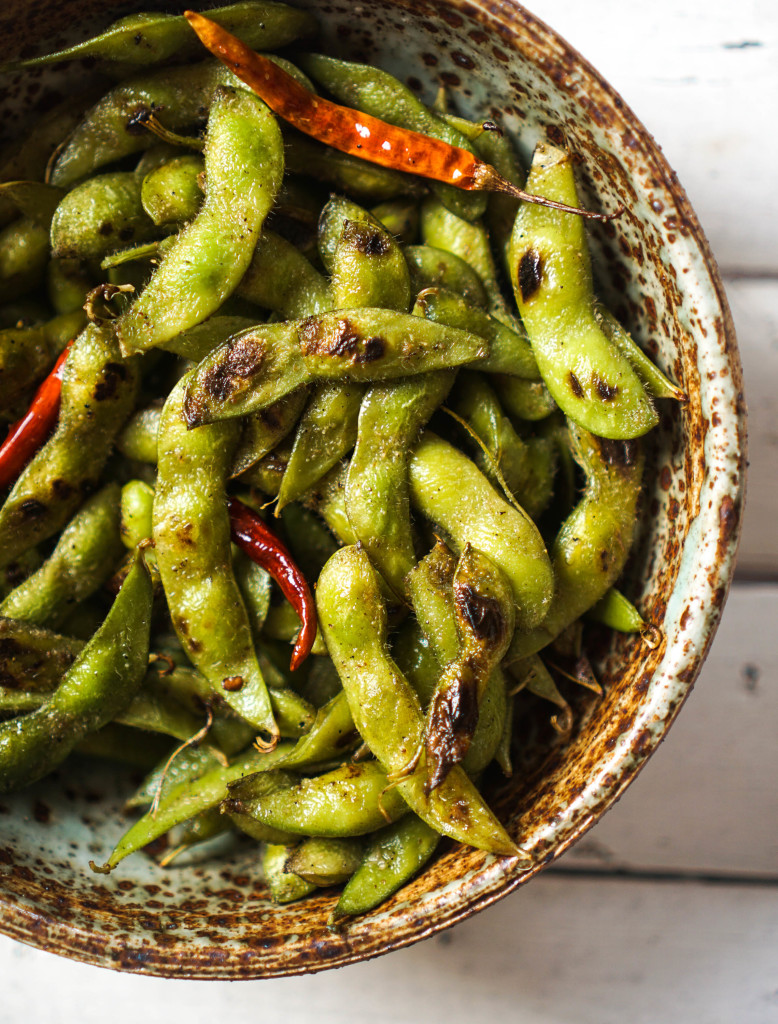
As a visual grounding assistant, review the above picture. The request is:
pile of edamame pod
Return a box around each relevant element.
[0,2,683,925]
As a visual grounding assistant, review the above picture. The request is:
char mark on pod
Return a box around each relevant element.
[518,248,543,302]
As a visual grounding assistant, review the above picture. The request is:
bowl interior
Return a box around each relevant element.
[0,0,745,978]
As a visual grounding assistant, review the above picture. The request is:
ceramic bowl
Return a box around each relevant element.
[0,0,746,978]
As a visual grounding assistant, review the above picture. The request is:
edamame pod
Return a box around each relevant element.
[0,554,152,793]
[285,836,364,886]
[238,230,332,318]
[51,172,158,261]
[0,218,49,304]
[117,86,284,354]
[404,245,488,309]
[141,154,204,226]
[507,425,645,661]
[182,309,487,424]
[408,432,553,630]
[508,143,658,439]
[263,843,317,903]
[275,690,357,770]
[0,617,82,692]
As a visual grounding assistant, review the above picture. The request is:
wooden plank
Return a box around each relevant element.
[526,0,778,276]
[2,874,777,1022]
[559,583,778,876]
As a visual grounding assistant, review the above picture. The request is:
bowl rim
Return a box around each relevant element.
[0,0,747,978]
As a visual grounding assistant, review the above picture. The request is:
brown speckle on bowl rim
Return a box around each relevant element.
[0,0,746,978]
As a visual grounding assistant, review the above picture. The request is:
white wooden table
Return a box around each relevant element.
[2,2,776,1020]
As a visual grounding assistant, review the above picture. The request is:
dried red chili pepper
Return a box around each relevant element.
[0,341,73,492]
[184,11,616,222]
[227,496,317,670]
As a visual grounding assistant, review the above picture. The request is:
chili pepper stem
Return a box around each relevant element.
[473,162,621,221]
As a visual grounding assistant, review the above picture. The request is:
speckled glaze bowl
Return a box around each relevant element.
[0,0,745,978]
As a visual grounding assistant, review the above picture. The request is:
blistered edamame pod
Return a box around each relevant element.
[238,229,332,318]
[116,405,162,463]
[224,759,408,837]
[153,373,278,740]
[413,287,538,380]
[451,371,553,520]
[284,134,426,203]
[299,53,487,222]
[0,484,123,628]
[183,310,486,424]
[50,172,158,261]
[508,143,657,439]
[316,546,521,857]
[419,195,520,332]
[317,194,382,273]
[3,3,317,72]
[161,314,257,362]
[408,432,553,630]
[274,690,357,770]
[97,742,293,872]
[230,390,309,477]
[49,62,230,186]
[0,617,82,692]
[508,426,645,661]
[286,837,364,886]
[276,383,363,511]
[330,216,411,312]
[0,218,50,304]
[117,86,284,355]
[0,554,152,794]
[346,372,453,599]
[492,374,557,422]
[330,815,439,925]
[404,245,487,309]
[423,545,514,789]
[370,198,419,246]
[0,324,139,570]
[140,154,204,226]
[594,303,686,402]
[263,843,317,903]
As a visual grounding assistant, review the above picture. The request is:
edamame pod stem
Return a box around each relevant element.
[98,742,293,872]
[508,143,658,440]
[0,325,138,570]
[507,425,645,661]
[408,432,553,630]
[0,554,152,794]
[3,2,317,72]
[345,372,454,599]
[116,86,284,355]
[330,815,439,925]
[316,545,522,857]
[0,483,124,628]
[153,373,278,740]
[182,309,487,425]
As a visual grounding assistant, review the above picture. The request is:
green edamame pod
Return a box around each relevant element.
[316,546,521,857]
[594,303,686,402]
[508,143,657,439]
[47,260,94,316]
[275,690,357,770]
[286,837,364,886]
[98,742,293,872]
[276,383,364,511]
[331,217,411,313]
[507,654,572,735]
[408,432,553,630]
[125,745,221,811]
[0,483,123,629]
[404,245,488,309]
[0,324,52,409]
[3,3,317,72]
[225,759,407,837]
[346,372,453,598]
[0,554,152,794]
[413,287,538,379]
[231,390,309,477]
[0,181,65,228]
[0,218,49,304]
[330,815,439,925]
[182,310,486,424]
[299,53,486,222]
[263,843,317,903]
[508,425,645,661]
[0,618,82,692]
[238,230,332,318]
[116,405,162,463]
[588,587,661,648]
[0,324,139,570]
[492,374,557,422]
[120,479,155,556]
[117,86,284,355]
[141,154,204,226]
[370,198,419,246]
[51,172,158,261]
[153,373,278,740]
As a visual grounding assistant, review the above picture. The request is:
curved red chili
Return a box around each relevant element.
[0,341,73,492]
[184,11,615,222]
[227,496,317,670]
